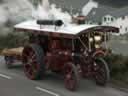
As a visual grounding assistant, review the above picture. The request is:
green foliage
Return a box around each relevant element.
[0,32,28,49]
[105,54,128,82]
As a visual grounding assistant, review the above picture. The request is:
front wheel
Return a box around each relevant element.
[93,58,110,86]
[63,63,79,91]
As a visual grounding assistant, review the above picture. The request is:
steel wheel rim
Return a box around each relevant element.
[22,47,38,79]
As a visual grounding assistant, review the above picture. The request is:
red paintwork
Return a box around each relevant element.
[22,46,38,79]
[64,63,76,90]
[44,39,72,71]
[14,24,118,90]
[93,50,105,57]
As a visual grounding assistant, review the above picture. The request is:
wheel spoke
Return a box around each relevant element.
[22,47,37,78]
[93,58,110,86]
[32,62,37,71]
[31,54,36,60]
[65,70,76,89]
[64,63,78,90]
[23,53,29,59]
[22,44,45,80]
[28,68,33,75]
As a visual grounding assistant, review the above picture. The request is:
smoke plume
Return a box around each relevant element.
[0,0,33,35]
[34,0,72,23]
[82,0,98,16]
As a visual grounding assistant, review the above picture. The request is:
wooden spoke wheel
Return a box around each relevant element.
[22,44,45,80]
[93,58,110,86]
[64,63,79,91]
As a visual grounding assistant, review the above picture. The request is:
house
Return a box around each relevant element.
[102,7,128,34]
[85,5,116,25]
[85,4,128,34]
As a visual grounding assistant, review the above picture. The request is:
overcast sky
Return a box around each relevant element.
[49,0,128,10]
[95,0,128,8]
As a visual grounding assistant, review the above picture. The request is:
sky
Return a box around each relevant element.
[95,0,128,8]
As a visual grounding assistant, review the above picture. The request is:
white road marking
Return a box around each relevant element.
[35,86,60,96]
[0,74,12,79]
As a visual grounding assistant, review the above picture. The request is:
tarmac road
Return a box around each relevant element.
[0,56,127,96]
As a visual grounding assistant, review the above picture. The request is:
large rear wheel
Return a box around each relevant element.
[22,44,45,80]
[64,63,79,91]
[93,58,110,86]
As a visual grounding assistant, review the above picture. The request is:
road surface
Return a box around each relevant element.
[0,56,127,96]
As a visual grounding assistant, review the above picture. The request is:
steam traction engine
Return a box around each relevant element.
[14,19,119,91]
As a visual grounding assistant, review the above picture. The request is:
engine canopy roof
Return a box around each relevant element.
[14,20,119,38]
